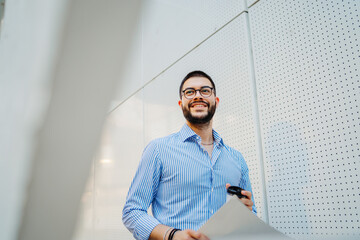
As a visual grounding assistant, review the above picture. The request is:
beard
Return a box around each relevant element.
[182,100,216,124]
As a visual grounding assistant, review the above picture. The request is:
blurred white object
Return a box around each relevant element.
[199,195,292,240]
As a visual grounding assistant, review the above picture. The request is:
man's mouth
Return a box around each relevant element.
[190,101,209,108]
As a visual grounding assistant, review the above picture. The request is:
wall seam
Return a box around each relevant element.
[141,11,146,150]
[243,0,269,223]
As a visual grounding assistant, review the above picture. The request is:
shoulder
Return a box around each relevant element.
[222,144,248,168]
[223,144,243,158]
[144,132,179,152]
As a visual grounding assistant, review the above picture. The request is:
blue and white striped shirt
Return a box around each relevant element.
[122,124,257,240]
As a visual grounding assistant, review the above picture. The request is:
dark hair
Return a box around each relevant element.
[179,70,216,99]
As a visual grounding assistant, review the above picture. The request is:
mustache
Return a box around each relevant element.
[189,101,210,108]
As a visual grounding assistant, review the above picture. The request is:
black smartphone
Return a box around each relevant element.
[227,186,247,199]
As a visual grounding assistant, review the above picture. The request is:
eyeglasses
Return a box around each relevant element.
[182,86,214,99]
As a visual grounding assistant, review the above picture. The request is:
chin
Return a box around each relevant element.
[191,114,207,119]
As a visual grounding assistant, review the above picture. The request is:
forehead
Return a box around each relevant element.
[182,76,213,89]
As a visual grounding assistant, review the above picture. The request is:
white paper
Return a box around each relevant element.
[199,196,292,240]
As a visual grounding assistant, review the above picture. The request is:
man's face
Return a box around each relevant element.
[178,76,219,125]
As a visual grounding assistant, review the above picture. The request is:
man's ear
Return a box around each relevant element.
[215,97,220,107]
[178,100,182,107]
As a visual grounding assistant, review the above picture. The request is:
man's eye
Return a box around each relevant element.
[185,90,195,95]
[201,89,210,93]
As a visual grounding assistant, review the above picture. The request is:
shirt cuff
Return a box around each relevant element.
[252,205,257,215]
[133,214,161,240]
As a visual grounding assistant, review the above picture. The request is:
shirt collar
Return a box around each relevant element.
[179,124,198,142]
[212,128,224,147]
[179,124,224,147]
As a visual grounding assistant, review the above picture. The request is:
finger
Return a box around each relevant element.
[241,190,252,199]
[199,234,210,240]
[192,231,209,240]
[225,183,231,189]
[186,229,201,239]
[199,233,210,240]
[240,198,252,206]
[240,198,253,210]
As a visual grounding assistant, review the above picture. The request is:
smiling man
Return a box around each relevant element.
[122,71,257,240]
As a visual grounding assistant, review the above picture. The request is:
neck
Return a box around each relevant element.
[186,120,213,143]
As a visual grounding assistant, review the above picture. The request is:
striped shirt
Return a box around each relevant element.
[122,124,257,240]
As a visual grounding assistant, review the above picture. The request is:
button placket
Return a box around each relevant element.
[209,167,214,215]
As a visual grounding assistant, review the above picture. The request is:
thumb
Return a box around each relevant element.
[225,183,231,189]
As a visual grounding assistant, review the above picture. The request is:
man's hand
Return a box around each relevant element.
[226,183,253,211]
[150,225,209,240]
[173,229,209,240]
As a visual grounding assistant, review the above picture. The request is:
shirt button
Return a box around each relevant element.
[211,210,213,214]
[211,188,214,192]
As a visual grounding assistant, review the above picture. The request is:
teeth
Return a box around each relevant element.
[191,102,208,108]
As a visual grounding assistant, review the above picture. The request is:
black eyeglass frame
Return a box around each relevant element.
[181,86,214,99]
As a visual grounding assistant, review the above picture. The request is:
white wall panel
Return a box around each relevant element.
[143,68,184,144]
[143,14,266,220]
[142,0,246,83]
[75,93,144,240]
[111,0,246,110]
[110,19,143,109]
[249,0,360,239]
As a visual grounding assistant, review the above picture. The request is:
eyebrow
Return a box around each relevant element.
[183,86,212,90]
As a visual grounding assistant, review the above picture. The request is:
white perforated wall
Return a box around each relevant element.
[249,0,360,239]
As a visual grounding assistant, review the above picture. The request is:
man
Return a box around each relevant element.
[122,71,257,240]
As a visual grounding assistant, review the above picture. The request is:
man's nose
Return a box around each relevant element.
[193,90,203,99]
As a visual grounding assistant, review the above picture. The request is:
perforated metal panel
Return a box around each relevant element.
[143,14,266,220]
[209,14,265,220]
[249,0,360,238]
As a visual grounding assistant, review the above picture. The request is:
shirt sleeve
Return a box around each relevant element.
[238,153,258,215]
[122,140,162,240]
